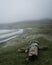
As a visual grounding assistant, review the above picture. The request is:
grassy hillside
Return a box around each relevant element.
[0,19,52,29]
[0,20,52,65]
[0,37,52,65]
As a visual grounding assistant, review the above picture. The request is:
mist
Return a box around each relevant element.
[0,0,52,23]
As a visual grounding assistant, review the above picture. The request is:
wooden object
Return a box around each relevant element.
[39,46,48,50]
[18,48,25,53]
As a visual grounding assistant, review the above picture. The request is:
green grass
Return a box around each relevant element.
[0,37,52,65]
[0,21,52,65]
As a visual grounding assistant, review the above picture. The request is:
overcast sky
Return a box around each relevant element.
[0,0,52,23]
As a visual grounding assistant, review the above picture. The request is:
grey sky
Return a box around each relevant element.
[0,0,52,23]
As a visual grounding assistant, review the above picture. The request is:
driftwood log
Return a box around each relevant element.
[18,46,48,53]
[28,45,38,61]
[18,45,48,62]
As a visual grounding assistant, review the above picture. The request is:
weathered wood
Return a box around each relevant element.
[18,48,25,53]
[28,46,38,56]
[28,44,38,61]
[39,46,48,50]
